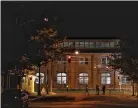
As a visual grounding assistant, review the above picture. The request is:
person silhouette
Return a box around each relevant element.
[85,85,89,95]
[102,85,106,94]
[96,85,100,95]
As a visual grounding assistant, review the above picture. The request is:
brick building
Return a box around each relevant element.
[21,37,132,93]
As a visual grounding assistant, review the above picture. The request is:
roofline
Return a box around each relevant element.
[67,36,120,40]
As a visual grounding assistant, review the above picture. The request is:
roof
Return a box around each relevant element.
[67,36,120,40]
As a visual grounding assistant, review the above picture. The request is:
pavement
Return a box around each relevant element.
[28,92,138,108]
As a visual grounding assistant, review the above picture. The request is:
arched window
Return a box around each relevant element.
[101,73,111,84]
[57,73,66,84]
[79,73,88,84]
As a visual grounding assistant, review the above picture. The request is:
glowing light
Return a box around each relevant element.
[75,50,79,55]
[68,55,71,59]
[44,18,48,22]
[106,66,109,69]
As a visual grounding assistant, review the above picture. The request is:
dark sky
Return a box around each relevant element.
[1,1,138,69]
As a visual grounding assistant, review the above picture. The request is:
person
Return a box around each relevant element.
[102,85,106,94]
[85,85,89,95]
[96,85,100,95]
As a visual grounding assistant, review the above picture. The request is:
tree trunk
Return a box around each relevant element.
[50,61,53,93]
[137,82,138,103]
[132,80,135,96]
[38,65,41,96]
[46,70,49,94]
[113,70,116,89]
[4,74,7,89]
[44,65,48,95]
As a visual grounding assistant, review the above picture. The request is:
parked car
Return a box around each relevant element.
[1,88,29,108]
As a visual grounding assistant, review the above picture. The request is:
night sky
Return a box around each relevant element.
[1,1,138,69]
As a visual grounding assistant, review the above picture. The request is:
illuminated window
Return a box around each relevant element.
[96,42,101,48]
[101,57,110,65]
[80,42,84,48]
[79,57,88,64]
[89,42,95,48]
[63,42,69,47]
[35,73,44,84]
[75,42,80,48]
[57,57,66,64]
[104,42,110,48]
[101,73,111,84]
[57,73,66,84]
[68,42,73,47]
[79,73,88,84]
[110,41,115,48]
[120,75,128,84]
[60,43,64,48]
[85,42,89,48]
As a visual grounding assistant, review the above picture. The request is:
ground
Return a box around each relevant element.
[29,92,138,108]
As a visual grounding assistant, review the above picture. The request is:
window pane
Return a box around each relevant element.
[57,73,61,76]
[89,42,95,48]
[85,42,89,48]
[62,73,66,76]
[79,58,85,64]
[121,77,127,84]
[64,42,69,47]
[79,73,88,84]
[101,73,106,76]
[60,43,64,48]
[110,42,115,48]
[62,77,66,84]
[79,77,83,84]
[84,77,88,84]
[106,57,110,65]
[96,42,101,48]
[57,77,61,84]
[101,42,105,48]
[75,42,79,48]
[101,77,106,84]
[79,73,83,76]
[105,42,109,48]
[80,42,84,48]
[106,77,111,84]
[101,58,106,65]
[83,73,88,76]
[85,58,88,64]
[101,73,111,84]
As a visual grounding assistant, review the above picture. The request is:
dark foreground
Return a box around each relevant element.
[29,93,138,108]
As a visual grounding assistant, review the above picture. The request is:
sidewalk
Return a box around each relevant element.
[28,91,138,102]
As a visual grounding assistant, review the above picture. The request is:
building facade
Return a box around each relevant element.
[21,37,132,93]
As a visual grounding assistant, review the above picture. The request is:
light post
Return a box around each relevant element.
[74,50,79,88]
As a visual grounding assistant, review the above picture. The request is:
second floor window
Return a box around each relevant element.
[57,57,67,64]
[101,57,110,65]
[79,57,88,64]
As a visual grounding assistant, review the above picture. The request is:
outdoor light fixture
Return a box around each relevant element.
[67,55,71,63]
[75,50,79,55]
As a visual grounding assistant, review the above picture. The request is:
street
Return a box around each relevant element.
[29,93,138,108]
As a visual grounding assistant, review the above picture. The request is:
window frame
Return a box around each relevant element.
[78,73,88,85]
[57,72,67,84]
[101,72,111,84]
[101,56,110,65]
